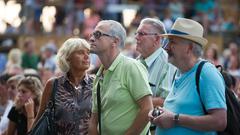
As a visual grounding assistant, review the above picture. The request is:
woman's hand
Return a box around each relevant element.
[25,98,35,118]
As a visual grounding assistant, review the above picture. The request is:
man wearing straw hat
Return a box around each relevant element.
[148,18,227,135]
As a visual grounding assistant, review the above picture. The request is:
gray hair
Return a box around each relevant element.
[98,20,126,48]
[192,42,203,58]
[140,18,166,34]
[56,38,90,73]
[184,40,203,58]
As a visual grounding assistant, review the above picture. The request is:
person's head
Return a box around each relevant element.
[204,45,218,62]
[24,68,41,81]
[229,42,238,55]
[7,74,24,100]
[15,76,43,109]
[41,44,56,59]
[228,55,240,69]
[0,74,12,99]
[6,64,23,75]
[23,37,36,54]
[56,38,90,73]
[163,18,207,68]
[8,48,22,65]
[135,18,166,58]
[89,20,126,55]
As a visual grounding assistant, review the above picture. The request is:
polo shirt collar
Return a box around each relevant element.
[96,53,124,77]
[145,47,164,67]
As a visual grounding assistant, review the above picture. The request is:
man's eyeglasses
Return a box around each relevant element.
[91,31,113,39]
[135,32,158,36]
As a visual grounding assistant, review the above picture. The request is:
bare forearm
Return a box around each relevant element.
[178,113,226,131]
[152,97,164,107]
[88,113,99,135]
[27,118,35,132]
[125,95,153,135]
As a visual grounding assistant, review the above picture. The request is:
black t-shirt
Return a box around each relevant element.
[7,106,27,135]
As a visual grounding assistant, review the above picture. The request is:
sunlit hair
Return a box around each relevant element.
[8,48,22,65]
[17,76,43,108]
[56,38,90,72]
[140,18,166,34]
[7,74,24,84]
[98,20,126,48]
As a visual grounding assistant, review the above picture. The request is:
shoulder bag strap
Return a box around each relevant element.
[97,82,101,135]
[48,79,58,134]
[48,79,58,110]
[196,61,207,114]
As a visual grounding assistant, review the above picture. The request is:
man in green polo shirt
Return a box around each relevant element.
[88,20,153,135]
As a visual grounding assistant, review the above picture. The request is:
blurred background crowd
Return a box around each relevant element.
[0,0,240,111]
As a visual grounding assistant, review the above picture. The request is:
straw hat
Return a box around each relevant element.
[162,18,208,47]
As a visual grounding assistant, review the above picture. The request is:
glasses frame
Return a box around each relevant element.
[92,31,113,39]
[134,31,159,37]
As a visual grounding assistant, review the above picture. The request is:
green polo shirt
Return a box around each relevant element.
[92,53,152,135]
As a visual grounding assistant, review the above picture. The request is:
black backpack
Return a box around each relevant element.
[196,61,240,135]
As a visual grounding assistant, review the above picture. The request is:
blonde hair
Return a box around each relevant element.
[8,48,22,66]
[56,38,90,72]
[17,76,43,107]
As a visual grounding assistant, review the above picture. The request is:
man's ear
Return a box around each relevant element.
[112,37,120,47]
[186,43,193,54]
[156,36,162,44]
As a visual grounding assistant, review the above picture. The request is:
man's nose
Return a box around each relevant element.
[89,35,95,43]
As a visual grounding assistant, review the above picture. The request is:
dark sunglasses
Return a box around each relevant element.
[91,31,113,39]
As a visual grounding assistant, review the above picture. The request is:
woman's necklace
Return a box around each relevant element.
[74,85,81,90]
[69,80,81,90]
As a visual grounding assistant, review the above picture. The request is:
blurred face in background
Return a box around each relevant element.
[7,80,18,100]
[0,83,8,100]
[16,84,34,107]
[24,39,36,54]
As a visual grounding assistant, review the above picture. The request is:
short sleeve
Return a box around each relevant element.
[200,63,226,110]
[7,107,18,122]
[125,61,152,101]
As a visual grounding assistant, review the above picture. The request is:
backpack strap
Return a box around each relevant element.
[196,61,207,114]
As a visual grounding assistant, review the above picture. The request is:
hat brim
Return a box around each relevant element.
[162,34,208,47]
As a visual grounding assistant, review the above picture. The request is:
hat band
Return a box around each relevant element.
[169,29,188,35]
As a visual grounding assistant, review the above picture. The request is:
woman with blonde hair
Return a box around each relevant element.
[4,48,23,74]
[7,76,43,135]
[33,38,94,135]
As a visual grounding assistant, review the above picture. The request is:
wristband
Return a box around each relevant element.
[173,113,180,125]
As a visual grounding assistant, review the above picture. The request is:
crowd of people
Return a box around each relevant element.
[0,1,240,135]
[0,16,240,135]
[2,0,239,36]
